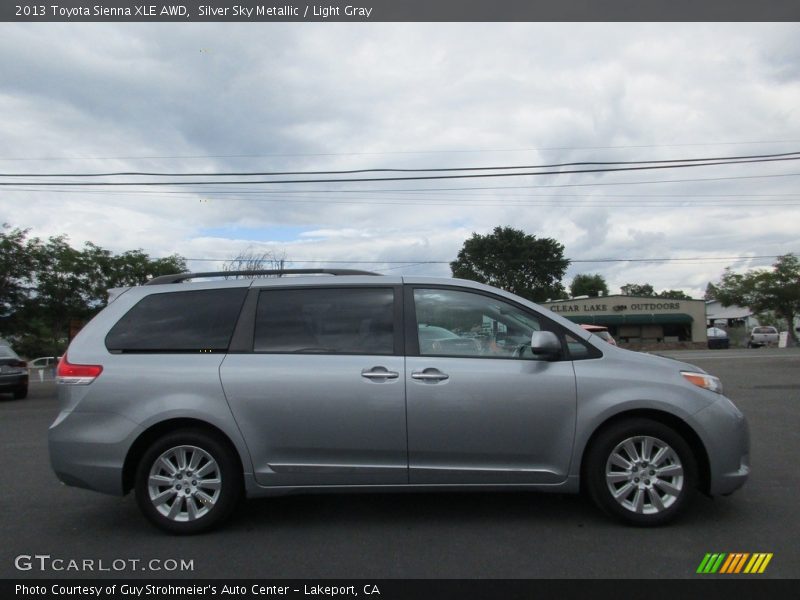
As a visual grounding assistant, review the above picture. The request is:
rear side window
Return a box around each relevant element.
[254,287,395,354]
[106,288,248,353]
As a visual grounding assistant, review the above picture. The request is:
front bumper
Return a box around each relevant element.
[692,395,750,496]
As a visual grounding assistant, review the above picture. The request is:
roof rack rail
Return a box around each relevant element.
[145,269,380,286]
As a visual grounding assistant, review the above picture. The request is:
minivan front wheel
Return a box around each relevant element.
[585,419,697,526]
[134,429,242,534]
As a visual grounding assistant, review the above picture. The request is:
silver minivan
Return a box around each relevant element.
[49,270,749,533]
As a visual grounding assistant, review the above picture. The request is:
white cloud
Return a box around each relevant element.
[1,22,799,299]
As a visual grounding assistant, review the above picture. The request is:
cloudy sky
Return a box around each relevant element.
[1,22,799,297]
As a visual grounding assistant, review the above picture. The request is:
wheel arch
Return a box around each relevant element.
[122,418,245,494]
[579,409,711,495]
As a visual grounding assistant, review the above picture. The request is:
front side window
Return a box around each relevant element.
[105,288,248,352]
[254,287,395,355]
[413,288,543,359]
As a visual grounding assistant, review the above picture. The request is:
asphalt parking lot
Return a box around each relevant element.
[1,348,798,579]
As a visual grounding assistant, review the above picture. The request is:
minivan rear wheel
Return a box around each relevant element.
[134,429,242,534]
[585,418,697,526]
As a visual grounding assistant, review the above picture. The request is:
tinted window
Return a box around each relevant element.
[254,288,395,354]
[413,288,543,359]
[106,288,248,352]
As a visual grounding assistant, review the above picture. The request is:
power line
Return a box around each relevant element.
[176,255,788,265]
[4,189,800,208]
[3,186,800,208]
[2,138,800,161]
[3,171,799,196]
[3,150,799,177]
[2,155,800,186]
[3,185,799,198]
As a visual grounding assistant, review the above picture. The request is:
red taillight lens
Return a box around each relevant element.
[57,355,103,385]
[10,359,27,368]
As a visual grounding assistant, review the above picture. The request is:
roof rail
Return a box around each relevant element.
[145,269,381,286]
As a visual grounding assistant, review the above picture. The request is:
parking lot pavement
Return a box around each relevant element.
[656,347,800,361]
[1,353,798,580]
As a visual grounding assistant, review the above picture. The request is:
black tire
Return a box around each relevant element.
[13,385,28,400]
[134,428,242,534]
[584,418,697,526]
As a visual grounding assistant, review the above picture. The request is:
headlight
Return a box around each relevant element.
[681,371,723,395]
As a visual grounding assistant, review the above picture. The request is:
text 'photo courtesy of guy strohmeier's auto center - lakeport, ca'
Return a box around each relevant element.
[1,1,800,597]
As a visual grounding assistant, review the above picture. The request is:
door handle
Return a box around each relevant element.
[361,367,399,380]
[411,369,450,382]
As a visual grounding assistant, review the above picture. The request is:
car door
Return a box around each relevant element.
[404,286,578,485]
[220,284,408,487]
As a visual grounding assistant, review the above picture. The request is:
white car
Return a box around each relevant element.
[29,356,60,382]
[29,356,58,369]
[748,326,779,348]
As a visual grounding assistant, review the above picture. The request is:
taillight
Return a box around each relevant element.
[57,355,103,385]
[10,359,27,368]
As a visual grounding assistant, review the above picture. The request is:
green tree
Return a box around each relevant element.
[570,273,609,298]
[450,226,569,302]
[715,253,800,343]
[0,224,37,322]
[621,283,692,299]
[106,249,186,291]
[620,283,655,296]
[657,290,693,300]
[10,233,186,356]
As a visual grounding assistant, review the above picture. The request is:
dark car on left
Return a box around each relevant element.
[0,344,28,399]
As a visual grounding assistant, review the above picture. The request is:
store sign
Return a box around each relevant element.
[549,301,682,314]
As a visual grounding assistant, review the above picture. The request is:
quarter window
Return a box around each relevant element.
[254,288,395,355]
[105,288,248,352]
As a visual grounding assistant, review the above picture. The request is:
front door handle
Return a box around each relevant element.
[361,367,399,380]
[411,369,450,382]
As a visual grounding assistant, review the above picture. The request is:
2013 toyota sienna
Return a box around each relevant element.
[49,269,750,533]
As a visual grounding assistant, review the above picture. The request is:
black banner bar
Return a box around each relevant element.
[2,0,800,22]
[3,579,797,600]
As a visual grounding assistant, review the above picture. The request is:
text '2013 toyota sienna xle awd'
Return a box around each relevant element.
[49,269,749,533]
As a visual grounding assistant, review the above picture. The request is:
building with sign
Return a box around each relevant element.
[541,295,708,346]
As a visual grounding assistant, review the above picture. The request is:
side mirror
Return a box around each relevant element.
[530,331,561,358]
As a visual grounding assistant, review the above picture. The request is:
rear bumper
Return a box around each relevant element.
[0,372,28,390]
[48,408,142,496]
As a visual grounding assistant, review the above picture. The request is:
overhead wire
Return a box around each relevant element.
[2,150,799,177]
[2,138,800,161]
[2,155,800,186]
[3,170,800,192]
[174,255,789,265]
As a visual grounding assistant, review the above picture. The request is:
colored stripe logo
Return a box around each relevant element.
[697,553,773,574]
